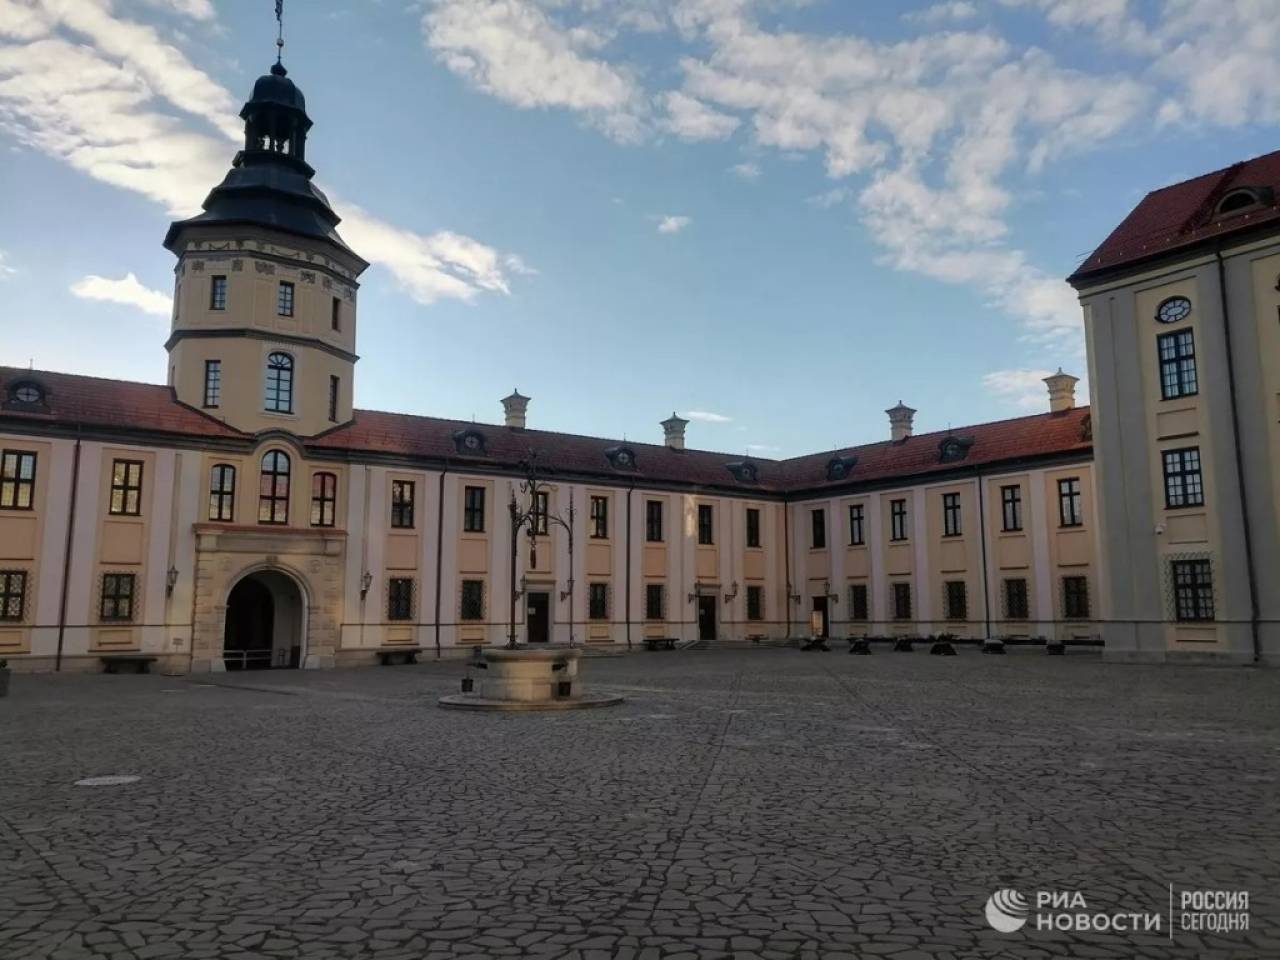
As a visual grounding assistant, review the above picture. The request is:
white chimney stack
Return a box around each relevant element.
[662,412,689,450]
[1043,369,1078,413]
[886,401,916,442]
[502,389,530,429]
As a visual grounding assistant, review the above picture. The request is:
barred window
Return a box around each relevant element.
[0,570,27,622]
[1163,447,1204,509]
[1004,578,1029,620]
[1172,559,1214,622]
[210,275,227,310]
[1158,329,1197,400]
[391,480,415,529]
[1,450,37,510]
[203,359,221,408]
[1001,485,1022,532]
[388,578,414,621]
[890,499,908,541]
[100,573,135,622]
[746,584,764,621]
[942,493,962,537]
[590,495,609,539]
[645,583,665,620]
[849,583,869,621]
[258,450,290,524]
[209,464,236,522]
[463,486,485,532]
[892,582,912,620]
[311,472,336,527]
[1063,576,1090,620]
[746,507,761,548]
[848,504,864,545]
[1058,478,1083,527]
[589,582,609,620]
[810,508,826,549]
[697,504,714,545]
[109,460,144,516]
[276,280,294,317]
[532,490,549,535]
[646,500,664,542]
[264,352,294,413]
[944,580,967,620]
[460,580,485,621]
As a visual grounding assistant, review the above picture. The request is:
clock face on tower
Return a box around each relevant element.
[1156,296,1192,324]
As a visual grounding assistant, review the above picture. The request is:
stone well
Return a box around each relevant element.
[437,646,624,712]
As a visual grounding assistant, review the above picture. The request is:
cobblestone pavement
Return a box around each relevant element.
[1,648,1277,960]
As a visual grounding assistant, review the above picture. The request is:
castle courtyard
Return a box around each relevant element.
[0,650,1275,960]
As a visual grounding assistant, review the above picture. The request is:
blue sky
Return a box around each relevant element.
[1,0,1276,457]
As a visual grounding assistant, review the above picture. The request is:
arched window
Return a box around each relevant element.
[209,464,236,522]
[1217,189,1259,216]
[258,451,290,524]
[264,352,294,413]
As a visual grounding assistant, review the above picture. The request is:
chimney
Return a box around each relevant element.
[1043,369,1078,413]
[502,389,529,429]
[886,401,916,442]
[662,412,689,450]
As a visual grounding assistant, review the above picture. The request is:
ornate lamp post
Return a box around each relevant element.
[506,453,577,649]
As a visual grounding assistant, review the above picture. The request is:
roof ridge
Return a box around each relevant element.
[0,365,168,390]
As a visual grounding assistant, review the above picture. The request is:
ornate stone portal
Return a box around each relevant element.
[438,646,624,711]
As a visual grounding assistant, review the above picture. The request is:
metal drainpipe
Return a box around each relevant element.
[1214,248,1262,663]
[433,463,448,659]
[783,499,792,638]
[975,468,992,640]
[54,427,82,672]
[625,485,633,651]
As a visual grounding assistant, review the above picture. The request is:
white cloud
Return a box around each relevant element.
[684,409,731,423]
[807,186,849,208]
[662,90,739,140]
[138,0,216,20]
[71,272,172,317]
[0,250,15,278]
[656,215,692,234]
[906,2,979,24]
[729,160,760,180]
[982,367,1087,411]
[745,442,780,453]
[423,0,649,142]
[0,1,525,306]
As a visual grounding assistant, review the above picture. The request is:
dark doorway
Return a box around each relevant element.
[697,595,717,642]
[527,591,550,644]
[812,596,830,638]
[223,571,302,670]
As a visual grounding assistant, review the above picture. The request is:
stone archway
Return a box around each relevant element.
[223,569,305,670]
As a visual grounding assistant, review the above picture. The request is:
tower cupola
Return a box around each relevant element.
[241,62,313,172]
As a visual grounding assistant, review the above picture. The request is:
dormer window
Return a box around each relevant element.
[1216,188,1267,217]
[453,429,486,455]
[938,436,974,464]
[726,461,758,484]
[7,381,44,406]
[605,446,637,470]
[826,455,858,481]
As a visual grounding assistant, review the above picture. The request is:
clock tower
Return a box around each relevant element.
[163,59,368,436]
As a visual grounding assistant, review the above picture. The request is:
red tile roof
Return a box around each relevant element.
[1,367,1091,493]
[0,367,245,439]
[1069,148,1280,284]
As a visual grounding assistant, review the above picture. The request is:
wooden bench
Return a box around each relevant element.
[101,655,157,675]
[376,646,422,666]
[801,637,831,651]
[643,637,677,651]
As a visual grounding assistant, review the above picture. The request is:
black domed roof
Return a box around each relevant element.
[246,62,306,113]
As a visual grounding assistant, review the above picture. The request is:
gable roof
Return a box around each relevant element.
[1069,148,1280,285]
[0,366,1091,494]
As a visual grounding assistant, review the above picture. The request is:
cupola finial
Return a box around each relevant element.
[274,0,285,67]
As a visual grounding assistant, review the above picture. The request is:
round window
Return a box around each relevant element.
[1156,296,1192,324]
[12,383,42,403]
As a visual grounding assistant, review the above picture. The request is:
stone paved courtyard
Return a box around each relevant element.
[1,648,1277,960]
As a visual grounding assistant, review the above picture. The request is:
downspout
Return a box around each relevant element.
[625,485,633,651]
[1214,248,1262,662]
[433,462,448,659]
[54,427,82,672]
[975,468,991,640]
[783,499,792,638]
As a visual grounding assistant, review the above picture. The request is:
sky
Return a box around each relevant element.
[0,0,1277,459]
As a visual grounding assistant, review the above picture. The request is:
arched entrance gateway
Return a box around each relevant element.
[223,570,305,670]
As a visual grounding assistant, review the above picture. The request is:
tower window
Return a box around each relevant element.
[328,375,339,422]
[208,464,236,522]
[331,297,341,331]
[210,276,227,310]
[277,281,295,317]
[258,450,290,524]
[203,359,221,408]
[264,352,293,413]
